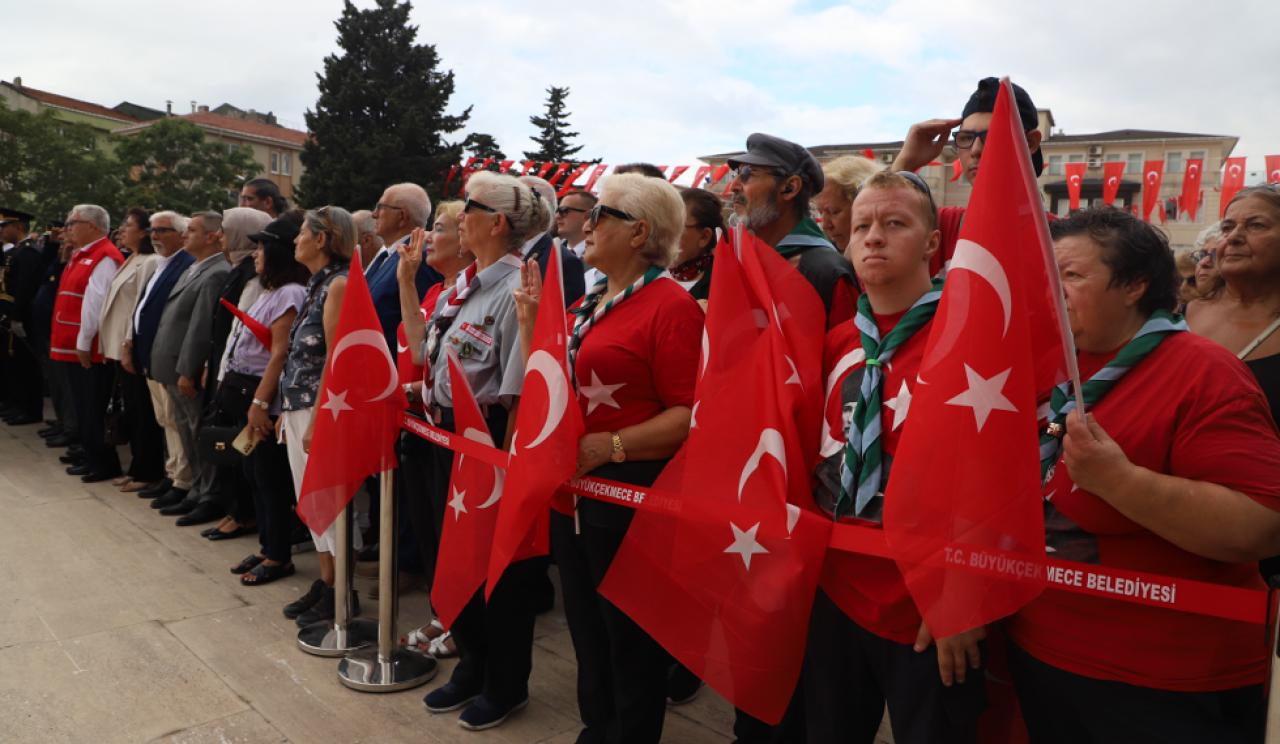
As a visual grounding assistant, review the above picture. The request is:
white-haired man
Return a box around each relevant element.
[50,204,124,482]
[369,182,440,348]
[517,175,585,305]
[352,209,382,269]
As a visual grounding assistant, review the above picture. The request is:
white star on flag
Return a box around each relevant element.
[945,364,1017,432]
[884,379,912,430]
[724,521,769,570]
[579,370,624,415]
[449,487,467,520]
[321,388,353,421]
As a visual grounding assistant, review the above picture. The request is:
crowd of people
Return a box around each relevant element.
[2,76,1280,744]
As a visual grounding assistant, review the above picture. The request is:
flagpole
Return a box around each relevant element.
[298,501,378,656]
[338,468,438,691]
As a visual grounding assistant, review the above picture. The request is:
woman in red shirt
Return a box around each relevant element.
[1010,206,1280,743]
[516,173,704,743]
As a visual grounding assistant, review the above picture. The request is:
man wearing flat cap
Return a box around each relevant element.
[727,133,856,328]
[0,208,48,425]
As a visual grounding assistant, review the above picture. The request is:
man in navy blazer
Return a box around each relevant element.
[367,183,441,347]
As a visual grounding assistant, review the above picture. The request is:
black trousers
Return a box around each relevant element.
[67,361,120,474]
[5,333,43,418]
[1007,641,1264,744]
[201,371,258,521]
[551,473,672,744]
[249,433,294,563]
[399,430,439,586]
[801,591,985,744]
[118,362,164,482]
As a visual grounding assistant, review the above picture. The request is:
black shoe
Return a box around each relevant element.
[424,682,482,714]
[59,453,85,465]
[139,478,173,497]
[150,488,188,510]
[294,587,358,628]
[45,434,77,448]
[65,464,92,476]
[81,469,123,484]
[283,579,326,619]
[176,501,222,526]
[5,415,40,425]
[37,426,62,438]
[458,696,528,731]
[159,496,199,516]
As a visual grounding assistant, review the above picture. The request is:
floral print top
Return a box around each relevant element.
[279,260,347,412]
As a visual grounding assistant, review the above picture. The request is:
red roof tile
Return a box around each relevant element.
[181,111,307,147]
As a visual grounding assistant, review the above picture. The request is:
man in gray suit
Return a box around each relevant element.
[147,212,229,510]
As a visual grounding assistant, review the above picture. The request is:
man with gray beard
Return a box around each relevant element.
[726,133,856,328]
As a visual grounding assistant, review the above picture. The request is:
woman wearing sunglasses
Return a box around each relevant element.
[515,173,704,743]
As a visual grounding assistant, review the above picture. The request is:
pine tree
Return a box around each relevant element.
[523,86,586,163]
[299,0,471,207]
[463,133,506,170]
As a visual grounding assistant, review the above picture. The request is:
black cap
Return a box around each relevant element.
[248,214,301,248]
[961,77,1044,176]
[0,208,34,227]
[46,219,65,229]
[726,133,825,192]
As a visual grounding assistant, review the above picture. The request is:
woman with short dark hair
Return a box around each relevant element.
[673,188,724,302]
[1008,206,1280,743]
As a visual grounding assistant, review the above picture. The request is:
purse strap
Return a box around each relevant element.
[1238,316,1280,360]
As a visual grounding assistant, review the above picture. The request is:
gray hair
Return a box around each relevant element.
[598,173,685,268]
[351,209,377,237]
[194,211,223,234]
[150,210,189,234]
[467,172,551,250]
[518,176,558,231]
[68,204,109,232]
[304,205,356,261]
[384,182,431,227]
[1193,221,1223,251]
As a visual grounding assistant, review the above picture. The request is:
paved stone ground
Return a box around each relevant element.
[0,417,894,743]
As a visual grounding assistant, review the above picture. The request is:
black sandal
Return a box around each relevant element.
[241,562,295,586]
[230,554,264,575]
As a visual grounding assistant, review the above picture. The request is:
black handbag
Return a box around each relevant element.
[198,424,245,467]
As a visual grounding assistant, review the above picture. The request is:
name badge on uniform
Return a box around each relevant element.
[458,321,494,347]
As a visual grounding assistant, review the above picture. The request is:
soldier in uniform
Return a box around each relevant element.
[1,208,48,425]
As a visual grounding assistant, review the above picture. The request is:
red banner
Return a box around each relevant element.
[547,162,571,186]
[667,165,689,183]
[1267,155,1280,184]
[711,163,731,184]
[689,165,711,188]
[536,162,555,179]
[1101,161,1125,206]
[1181,159,1203,222]
[582,164,609,193]
[497,160,514,174]
[862,148,875,159]
[519,160,536,176]
[1141,160,1164,223]
[556,163,592,196]
[1221,157,1247,217]
[1064,162,1087,211]
[950,159,963,182]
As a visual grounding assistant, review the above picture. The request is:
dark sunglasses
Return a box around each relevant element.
[895,170,937,211]
[556,206,588,217]
[729,164,782,183]
[587,203,635,227]
[463,198,498,215]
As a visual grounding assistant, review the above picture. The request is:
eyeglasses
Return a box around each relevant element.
[373,202,404,215]
[556,206,588,217]
[64,219,90,228]
[463,198,498,215]
[953,130,989,149]
[729,165,781,183]
[148,226,176,235]
[587,203,635,227]
[1190,249,1215,264]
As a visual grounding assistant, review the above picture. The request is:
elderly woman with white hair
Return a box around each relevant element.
[417,171,547,731]
[518,174,587,305]
[815,155,882,257]
[516,173,705,743]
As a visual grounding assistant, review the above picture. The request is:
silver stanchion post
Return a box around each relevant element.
[298,499,379,656]
[338,467,438,691]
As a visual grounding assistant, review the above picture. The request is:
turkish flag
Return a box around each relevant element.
[600,228,831,724]
[883,78,1063,639]
[862,148,876,159]
[950,159,964,182]
[219,298,272,350]
[1221,157,1248,217]
[1181,158,1204,222]
[498,160,515,174]
[1102,161,1125,206]
[548,162,572,186]
[444,165,461,197]
[556,163,592,196]
[432,353,508,627]
[485,246,584,594]
[711,163,732,185]
[668,165,690,183]
[1141,160,1164,222]
[1064,162,1087,211]
[297,252,406,534]
[519,160,536,176]
[1267,155,1280,184]
[582,164,609,193]
[536,162,556,179]
[689,165,712,188]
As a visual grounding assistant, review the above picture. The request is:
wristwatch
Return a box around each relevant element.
[403,382,416,402]
[610,432,626,463]
[251,398,270,411]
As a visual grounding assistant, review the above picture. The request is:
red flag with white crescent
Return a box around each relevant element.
[1064,162,1087,211]
[548,162,572,186]
[1266,155,1280,184]
[667,165,690,184]
[1141,160,1164,222]
[432,353,508,627]
[884,78,1065,638]
[1181,158,1204,222]
[601,228,830,724]
[1221,157,1247,217]
[485,246,583,594]
[297,251,406,534]
[1101,161,1125,206]
[519,160,536,176]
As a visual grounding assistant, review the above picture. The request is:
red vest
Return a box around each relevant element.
[50,238,124,363]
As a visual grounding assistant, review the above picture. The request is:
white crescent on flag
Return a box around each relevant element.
[1189,163,1200,176]
[949,239,1012,338]
[1069,175,1081,187]
[523,349,570,449]
[1146,170,1159,184]
[330,329,398,402]
[737,428,788,502]
[1107,176,1118,187]
[457,426,504,510]
[1228,164,1242,178]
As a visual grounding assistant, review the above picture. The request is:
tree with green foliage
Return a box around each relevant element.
[463,132,506,169]
[114,118,258,215]
[524,86,587,163]
[300,0,471,208]
[0,101,124,222]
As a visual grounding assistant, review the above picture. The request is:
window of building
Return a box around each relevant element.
[1166,151,1184,175]
[1068,153,1085,163]
[270,151,279,174]
[1105,153,1123,162]
[281,152,292,176]
[1047,155,1064,176]
[1126,153,1143,175]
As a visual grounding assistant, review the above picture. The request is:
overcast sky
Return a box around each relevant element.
[9,0,1280,179]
